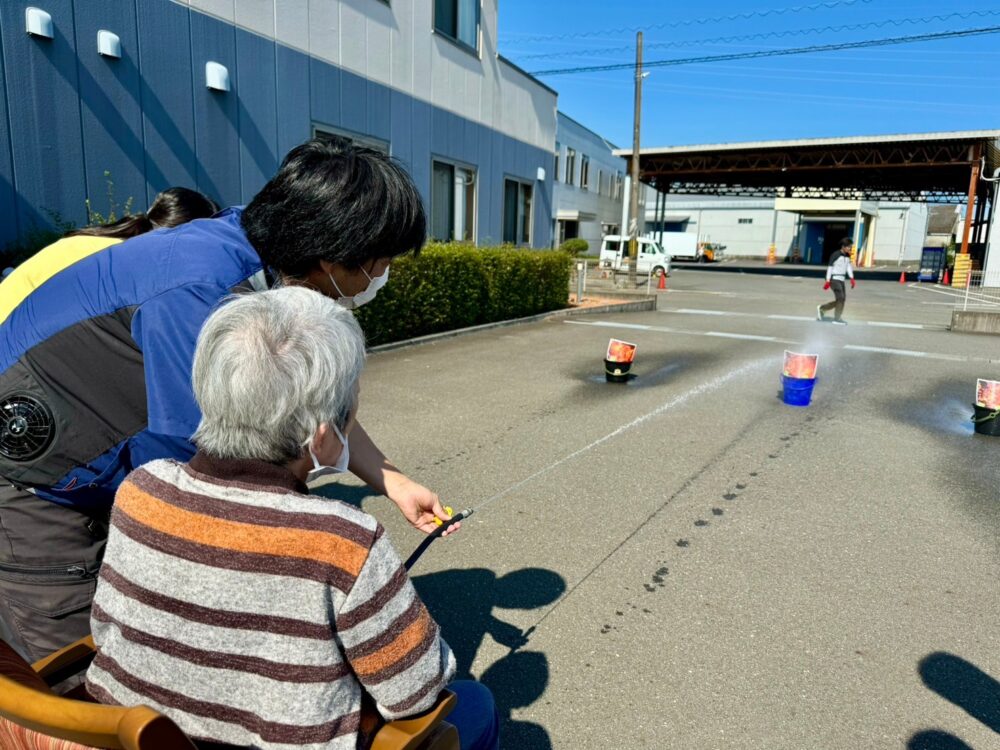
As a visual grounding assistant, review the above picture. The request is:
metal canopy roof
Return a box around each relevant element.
[615,130,1000,202]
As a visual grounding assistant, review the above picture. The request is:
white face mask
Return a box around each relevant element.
[306,423,350,481]
[328,266,389,310]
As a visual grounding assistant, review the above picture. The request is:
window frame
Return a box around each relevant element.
[502,176,534,247]
[432,0,481,56]
[430,156,478,243]
[565,147,576,186]
[580,155,590,191]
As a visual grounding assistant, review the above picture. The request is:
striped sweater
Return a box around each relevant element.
[85,453,455,749]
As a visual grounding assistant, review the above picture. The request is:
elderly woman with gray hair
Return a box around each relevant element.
[85,287,499,750]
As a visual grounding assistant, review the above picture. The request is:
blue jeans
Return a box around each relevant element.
[447,681,500,750]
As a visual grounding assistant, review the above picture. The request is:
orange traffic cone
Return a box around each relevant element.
[942,268,950,285]
[899,270,906,284]
[657,272,666,290]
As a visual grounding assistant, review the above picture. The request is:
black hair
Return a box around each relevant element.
[840,237,853,248]
[241,138,426,276]
[66,187,218,239]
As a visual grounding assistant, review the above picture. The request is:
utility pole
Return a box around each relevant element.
[628,31,643,286]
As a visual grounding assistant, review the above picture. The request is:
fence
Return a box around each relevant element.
[570,260,663,301]
[957,269,1000,312]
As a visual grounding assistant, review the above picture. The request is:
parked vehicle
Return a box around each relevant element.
[647,232,723,263]
[599,235,671,276]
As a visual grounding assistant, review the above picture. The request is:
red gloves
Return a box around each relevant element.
[850,279,856,289]
[823,282,831,290]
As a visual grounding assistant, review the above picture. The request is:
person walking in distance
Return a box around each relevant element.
[818,237,856,325]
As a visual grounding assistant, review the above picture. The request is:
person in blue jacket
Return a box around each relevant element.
[0,138,451,661]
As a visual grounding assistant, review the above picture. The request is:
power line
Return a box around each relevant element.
[501,0,874,43]
[529,26,1000,77]
[510,10,1000,61]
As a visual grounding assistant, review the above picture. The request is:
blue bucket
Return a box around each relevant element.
[781,375,816,407]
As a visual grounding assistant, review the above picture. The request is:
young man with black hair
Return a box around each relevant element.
[817,237,856,325]
[0,139,452,661]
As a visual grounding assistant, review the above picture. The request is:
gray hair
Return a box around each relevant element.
[191,286,366,462]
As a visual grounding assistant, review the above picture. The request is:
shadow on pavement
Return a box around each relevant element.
[907,651,1000,748]
[919,652,1000,733]
[413,567,566,750]
[907,730,975,749]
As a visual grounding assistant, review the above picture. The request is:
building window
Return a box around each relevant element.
[313,123,389,155]
[554,143,560,184]
[565,148,576,186]
[434,0,479,51]
[580,155,590,191]
[614,171,623,200]
[738,218,753,224]
[503,179,533,246]
[431,160,477,242]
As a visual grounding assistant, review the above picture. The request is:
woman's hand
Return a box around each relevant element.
[385,474,461,536]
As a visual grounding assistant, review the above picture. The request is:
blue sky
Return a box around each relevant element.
[497,0,1000,148]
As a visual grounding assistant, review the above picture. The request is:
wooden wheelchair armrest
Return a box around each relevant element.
[32,635,96,684]
[369,690,457,750]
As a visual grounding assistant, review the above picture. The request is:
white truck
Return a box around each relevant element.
[653,232,721,263]
[599,235,672,276]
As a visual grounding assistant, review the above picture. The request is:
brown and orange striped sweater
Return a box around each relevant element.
[85,453,455,749]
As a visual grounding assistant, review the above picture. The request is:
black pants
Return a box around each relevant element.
[820,279,847,321]
[0,485,105,662]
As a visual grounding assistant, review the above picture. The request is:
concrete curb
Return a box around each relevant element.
[369,297,656,354]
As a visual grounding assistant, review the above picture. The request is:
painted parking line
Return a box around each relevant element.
[661,307,945,330]
[843,344,969,362]
[866,321,926,330]
[767,314,815,322]
[564,320,998,363]
[674,308,733,316]
[705,331,779,342]
[564,319,802,345]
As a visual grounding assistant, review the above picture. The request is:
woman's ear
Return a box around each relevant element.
[310,422,331,454]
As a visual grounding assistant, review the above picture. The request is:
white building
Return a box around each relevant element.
[644,191,929,265]
[553,113,625,253]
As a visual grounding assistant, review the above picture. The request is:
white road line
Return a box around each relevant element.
[662,307,943,330]
[843,344,966,361]
[661,289,737,296]
[565,321,997,363]
[674,308,733,316]
[866,321,926,330]
[564,319,800,344]
[768,314,815,322]
[705,331,778,342]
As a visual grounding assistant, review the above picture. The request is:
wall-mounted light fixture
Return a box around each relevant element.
[97,30,121,58]
[25,7,53,39]
[537,167,546,182]
[205,61,230,92]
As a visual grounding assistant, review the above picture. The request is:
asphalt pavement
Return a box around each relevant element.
[315,271,1000,749]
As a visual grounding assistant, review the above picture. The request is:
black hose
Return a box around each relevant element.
[403,508,473,570]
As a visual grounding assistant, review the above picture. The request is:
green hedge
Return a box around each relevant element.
[558,238,589,256]
[356,243,572,346]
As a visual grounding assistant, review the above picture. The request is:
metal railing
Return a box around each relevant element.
[958,269,1000,312]
[570,261,662,301]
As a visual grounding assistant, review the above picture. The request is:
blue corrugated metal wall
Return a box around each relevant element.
[0,0,553,249]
